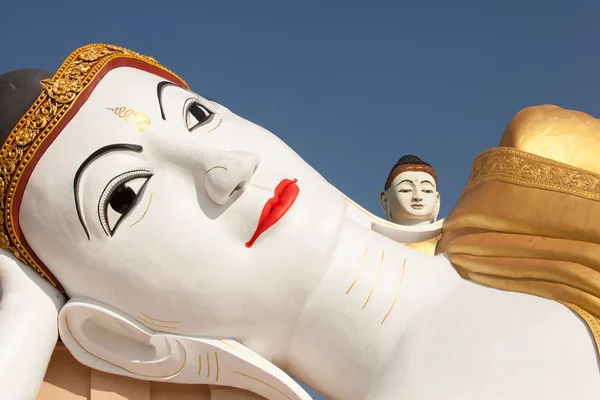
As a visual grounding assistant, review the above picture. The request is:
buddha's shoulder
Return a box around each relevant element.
[403,235,440,255]
[500,104,600,174]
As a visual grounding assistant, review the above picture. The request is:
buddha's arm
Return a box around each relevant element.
[0,252,66,400]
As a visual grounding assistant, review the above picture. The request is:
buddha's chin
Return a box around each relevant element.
[411,211,432,218]
[394,210,434,223]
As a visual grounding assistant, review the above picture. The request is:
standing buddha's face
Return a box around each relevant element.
[380,171,439,225]
[18,66,347,351]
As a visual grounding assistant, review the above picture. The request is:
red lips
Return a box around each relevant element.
[245,178,299,248]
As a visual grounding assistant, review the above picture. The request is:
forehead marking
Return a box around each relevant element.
[106,106,151,132]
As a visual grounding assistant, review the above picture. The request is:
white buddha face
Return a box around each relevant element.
[380,171,440,225]
[18,67,347,352]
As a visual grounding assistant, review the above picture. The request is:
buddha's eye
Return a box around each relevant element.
[98,170,153,236]
[398,188,412,193]
[185,102,213,131]
[422,189,434,194]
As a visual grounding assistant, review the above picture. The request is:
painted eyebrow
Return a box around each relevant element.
[395,180,413,187]
[157,81,215,120]
[157,81,182,120]
[73,143,143,240]
[395,179,435,187]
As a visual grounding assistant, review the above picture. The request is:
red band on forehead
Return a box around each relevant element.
[385,164,438,190]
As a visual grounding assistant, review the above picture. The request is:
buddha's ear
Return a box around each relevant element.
[379,190,390,220]
[58,298,187,379]
[433,192,441,222]
[58,298,312,400]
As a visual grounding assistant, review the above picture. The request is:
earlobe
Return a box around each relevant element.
[433,193,441,222]
[58,299,186,379]
[379,191,390,220]
[58,298,312,400]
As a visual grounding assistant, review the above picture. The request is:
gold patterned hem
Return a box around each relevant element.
[463,147,600,203]
[561,302,600,357]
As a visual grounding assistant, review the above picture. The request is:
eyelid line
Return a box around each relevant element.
[184,98,215,131]
[97,169,153,236]
[109,178,152,236]
[129,192,153,228]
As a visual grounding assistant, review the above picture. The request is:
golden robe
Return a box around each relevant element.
[438,104,600,354]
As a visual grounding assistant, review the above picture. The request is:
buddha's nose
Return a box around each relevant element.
[203,149,260,205]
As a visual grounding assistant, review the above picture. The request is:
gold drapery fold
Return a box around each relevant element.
[438,148,600,355]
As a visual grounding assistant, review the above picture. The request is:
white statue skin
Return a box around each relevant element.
[0,254,66,399]
[1,66,599,400]
[379,171,440,225]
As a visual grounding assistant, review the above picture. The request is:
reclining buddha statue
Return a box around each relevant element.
[1,44,599,400]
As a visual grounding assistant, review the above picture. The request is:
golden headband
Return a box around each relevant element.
[385,164,438,190]
[0,44,188,290]
[462,146,600,203]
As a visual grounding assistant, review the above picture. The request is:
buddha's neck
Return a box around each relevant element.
[284,212,461,400]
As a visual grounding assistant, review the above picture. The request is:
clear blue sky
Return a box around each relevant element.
[2,1,600,398]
